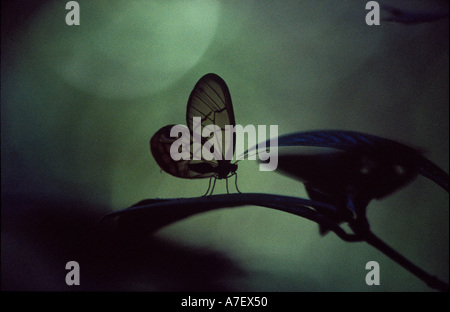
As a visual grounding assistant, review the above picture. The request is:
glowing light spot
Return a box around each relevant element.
[30,0,220,99]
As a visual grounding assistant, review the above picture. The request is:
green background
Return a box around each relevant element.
[2,0,448,291]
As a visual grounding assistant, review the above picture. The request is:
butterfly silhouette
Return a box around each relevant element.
[150,73,240,195]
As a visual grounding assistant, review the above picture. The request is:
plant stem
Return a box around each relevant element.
[99,193,448,291]
[362,229,449,292]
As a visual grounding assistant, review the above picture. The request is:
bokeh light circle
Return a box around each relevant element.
[30,0,220,99]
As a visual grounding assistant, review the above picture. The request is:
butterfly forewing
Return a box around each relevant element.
[186,73,236,162]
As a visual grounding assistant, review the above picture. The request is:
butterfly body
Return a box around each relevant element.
[187,161,237,179]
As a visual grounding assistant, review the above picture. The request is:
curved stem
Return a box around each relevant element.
[98,193,448,291]
[98,193,361,241]
[359,228,448,292]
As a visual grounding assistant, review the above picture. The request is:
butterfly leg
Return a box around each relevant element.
[202,177,213,197]
[209,177,217,196]
[234,172,242,193]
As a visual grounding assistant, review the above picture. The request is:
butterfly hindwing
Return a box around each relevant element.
[150,124,217,179]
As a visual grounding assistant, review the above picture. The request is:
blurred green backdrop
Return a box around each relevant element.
[1,0,448,291]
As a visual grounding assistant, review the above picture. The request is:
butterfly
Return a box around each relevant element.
[150,73,240,195]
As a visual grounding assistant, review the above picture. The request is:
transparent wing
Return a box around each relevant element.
[150,125,217,179]
[186,73,236,162]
